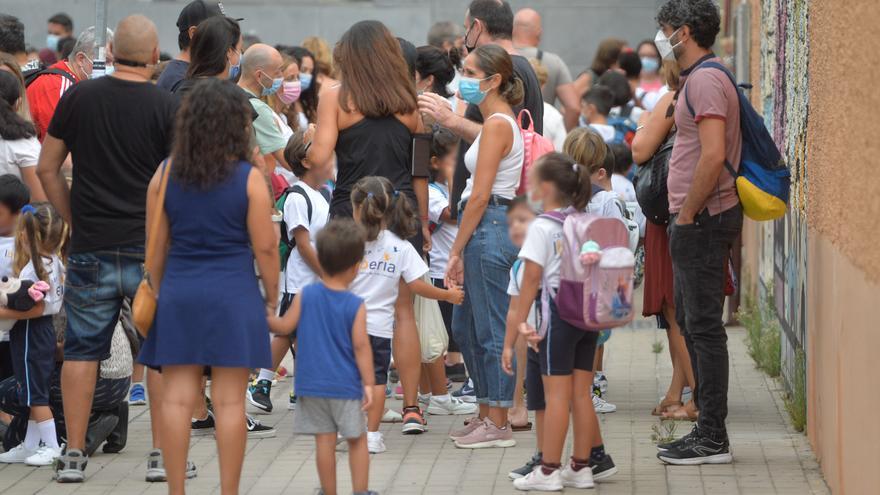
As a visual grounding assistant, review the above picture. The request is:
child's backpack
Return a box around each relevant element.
[684,61,790,221]
[539,210,635,333]
[276,185,312,270]
[516,109,555,195]
[607,104,638,146]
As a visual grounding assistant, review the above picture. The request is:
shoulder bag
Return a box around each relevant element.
[132,160,172,337]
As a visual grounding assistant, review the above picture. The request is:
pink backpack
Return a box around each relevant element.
[516,109,555,195]
[538,210,636,334]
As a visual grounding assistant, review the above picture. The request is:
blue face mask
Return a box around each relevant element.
[459,76,489,105]
[260,73,283,96]
[228,51,241,80]
[299,72,313,91]
[640,56,660,73]
[46,34,60,52]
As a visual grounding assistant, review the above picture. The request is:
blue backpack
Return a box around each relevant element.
[684,61,790,221]
[607,103,638,146]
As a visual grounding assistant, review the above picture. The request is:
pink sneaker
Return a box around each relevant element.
[453,418,516,449]
[449,416,483,440]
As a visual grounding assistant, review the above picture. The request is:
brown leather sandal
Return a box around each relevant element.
[651,398,683,416]
[662,402,699,421]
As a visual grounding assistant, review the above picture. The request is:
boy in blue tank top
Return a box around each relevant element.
[269,219,376,495]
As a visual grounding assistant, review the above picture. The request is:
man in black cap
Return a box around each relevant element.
[156,0,225,91]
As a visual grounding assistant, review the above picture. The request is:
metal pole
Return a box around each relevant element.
[91,0,108,78]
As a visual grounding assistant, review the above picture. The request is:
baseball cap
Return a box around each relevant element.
[176,1,240,32]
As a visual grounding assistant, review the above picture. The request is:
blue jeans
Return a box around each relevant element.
[452,205,517,407]
[64,248,144,361]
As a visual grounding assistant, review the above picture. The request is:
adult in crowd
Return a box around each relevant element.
[46,13,74,59]
[0,70,45,200]
[512,8,579,129]
[529,58,566,150]
[637,39,665,110]
[27,27,114,141]
[156,0,226,92]
[0,53,32,122]
[36,14,181,483]
[282,46,318,125]
[427,21,465,58]
[173,15,243,95]
[444,43,523,449]
[0,15,32,69]
[306,20,430,434]
[416,44,460,111]
[302,36,337,85]
[138,78,276,495]
[419,0,543,219]
[571,37,627,104]
[238,43,290,174]
[631,61,697,421]
[266,54,305,133]
[654,0,742,465]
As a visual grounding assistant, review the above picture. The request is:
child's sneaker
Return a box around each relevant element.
[401,406,427,434]
[453,418,515,449]
[418,393,431,406]
[559,462,595,488]
[129,383,147,405]
[246,379,273,413]
[54,448,87,483]
[0,443,38,463]
[26,444,63,466]
[393,385,404,400]
[381,409,403,423]
[451,379,476,403]
[246,415,276,438]
[191,410,215,436]
[592,394,617,413]
[594,371,608,396]
[589,454,618,481]
[509,452,542,480]
[367,431,386,454]
[288,391,297,410]
[512,466,563,491]
[145,449,197,482]
[426,395,478,416]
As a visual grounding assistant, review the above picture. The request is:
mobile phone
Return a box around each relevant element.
[411,133,432,178]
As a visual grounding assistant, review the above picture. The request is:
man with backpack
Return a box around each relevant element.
[26,27,113,141]
[655,0,743,466]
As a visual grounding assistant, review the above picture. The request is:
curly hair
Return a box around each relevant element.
[656,0,721,50]
[171,79,252,187]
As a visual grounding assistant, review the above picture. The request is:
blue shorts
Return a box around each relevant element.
[369,336,392,386]
[538,297,598,376]
[9,316,55,406]
[64,248,144,362]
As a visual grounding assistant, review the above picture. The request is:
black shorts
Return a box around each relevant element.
[369,335,392,385]
[431,278,458,353]
[0,342,13,380]
[538,298,598,376]
[9,316,56,406]
[279,292,298,340]
[407,219,425,258]
[525,347,545,411]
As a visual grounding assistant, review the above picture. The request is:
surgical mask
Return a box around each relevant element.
[641,56,660,73]
[278,80,302,104]
[228,51,242,80]
[459,76,489,105]
[299,72,313,91]
[259,72,283,96]
[464,21,480,54]
[655,28,683,61]
[527,193,544,214]
[46,34,60,52]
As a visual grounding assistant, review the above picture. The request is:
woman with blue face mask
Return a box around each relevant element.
[171,16,243,96]
[444,43,525,449]
[636,39,665,111]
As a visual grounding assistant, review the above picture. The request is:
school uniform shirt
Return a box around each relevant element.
[0,236,15,337]
[507,259,537,328]
[518,213,565,292]
[0,136,40,179]
[350,230,428,339]
[588,123,617,144]
[283,181,330,294]
[20,255,65,316]
[428,182,457,280]
[611,174,647,237]
[588,189,627,221]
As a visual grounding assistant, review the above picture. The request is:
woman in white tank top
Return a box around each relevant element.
[445,44,525,448]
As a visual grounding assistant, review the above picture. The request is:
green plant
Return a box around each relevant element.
[651,420,679,445]
[785,349,807,432]
[737,290,781,377]
[652,340,665,354]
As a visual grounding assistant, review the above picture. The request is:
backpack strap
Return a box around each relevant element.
[682,61,740,180]
[539,210,566,224]
[25,67,77,88]
[536,50,544,62]
[289,184,313,225]
[517,108,535,132]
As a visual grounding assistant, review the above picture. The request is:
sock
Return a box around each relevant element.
[23,420,40,450]
[257,369,275,382]
[540,461,561,476]
[590,444,606,463]
[37,419,59,449]
[571,457,591,472]
[432,394,450,402]
[367,431,382,440]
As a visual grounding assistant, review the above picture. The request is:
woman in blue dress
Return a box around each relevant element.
[138,78,278,495]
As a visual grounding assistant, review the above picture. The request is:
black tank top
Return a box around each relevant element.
[330,116,415,217]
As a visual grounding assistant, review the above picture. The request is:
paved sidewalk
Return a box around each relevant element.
[0,325,828,494]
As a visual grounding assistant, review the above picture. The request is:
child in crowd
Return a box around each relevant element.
[249,129,330,414]
[269,219,376,495]
[609,142,646,239]
[348,176,463,454]
[0,203,67,466]
[580,86,617,144]
[501,197,543,478]
[0,175,29,386]
[507,152,615,491]
[419,127,475,416]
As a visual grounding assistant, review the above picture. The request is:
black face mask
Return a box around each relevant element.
[464,21,481,54]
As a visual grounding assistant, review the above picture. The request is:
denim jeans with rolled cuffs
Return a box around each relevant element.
[64,248,145,362]
[451,203,517,408]
[669,204,743,439]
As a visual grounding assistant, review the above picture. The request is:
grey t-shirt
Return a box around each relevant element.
[517,46,573,105]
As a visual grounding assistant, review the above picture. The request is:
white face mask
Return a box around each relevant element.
[655,28,683,61]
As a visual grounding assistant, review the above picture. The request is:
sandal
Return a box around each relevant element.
[662,402,699,421]
[511,421,533,432]
[651,398,682,416]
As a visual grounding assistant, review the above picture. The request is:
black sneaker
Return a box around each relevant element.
[657,426,699,451]
[508,452,542,480]
[445,363,467,383]
[589,454,618,481]
[55,448,87,483]
[191,410,215,436]
[246,415,276,438]
[657,430,733,465]
[247,379,273,413]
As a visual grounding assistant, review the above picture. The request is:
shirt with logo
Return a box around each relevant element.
[26,61,80,142]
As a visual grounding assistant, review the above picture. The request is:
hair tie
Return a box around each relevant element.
[366,192,374,199]
[21,204,36,215]
[393,190,400,198]
[572,163,579,172]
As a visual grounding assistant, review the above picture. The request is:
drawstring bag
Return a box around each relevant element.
[413,274,448,363]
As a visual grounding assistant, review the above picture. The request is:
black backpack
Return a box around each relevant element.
[276,185,312,270]
[633,131,674,225]
[23,67,76,88]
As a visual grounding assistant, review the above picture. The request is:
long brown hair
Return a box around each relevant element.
[334,21,418,118]
[14,203,69,281]
[533,152,592,211]
[471,44,523,106]
[590,38,626,76]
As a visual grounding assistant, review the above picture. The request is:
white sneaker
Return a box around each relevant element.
[418,393,431,405]
[0,444,38,463]
[513,467,563,491]
[381,408,403,423]
[560,463,595,488]
[367,431,386,454]
[426,396,478,416]
[593,394,617,413]
[25,445,62,466]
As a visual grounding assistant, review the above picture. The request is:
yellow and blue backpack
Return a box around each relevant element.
[685,61,790,221]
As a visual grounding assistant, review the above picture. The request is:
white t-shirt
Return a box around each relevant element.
[0,136,40,179]
[428,182,457,280]
[0,236,15,337]
[542,102,566,151]
[507,259,537,328]
[462,113,524,202]
[350,230,428,338]
[589,123,617,144]
[283,182,330,293]
[588,189,627,220]
[518,214,564,291]
[20,255,65,316]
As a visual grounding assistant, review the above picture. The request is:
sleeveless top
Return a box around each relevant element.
[331,116,414,217]
[461,113,524,202]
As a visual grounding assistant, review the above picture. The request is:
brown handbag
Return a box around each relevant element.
[132,160,172,337]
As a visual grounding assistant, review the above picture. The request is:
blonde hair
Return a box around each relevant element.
[14,203,69,281]
[302,36,333,78]
[661,60,681,92]
[529,58,548,87]
[563,128,608,175]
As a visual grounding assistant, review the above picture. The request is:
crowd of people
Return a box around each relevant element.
[0,0,743,493]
